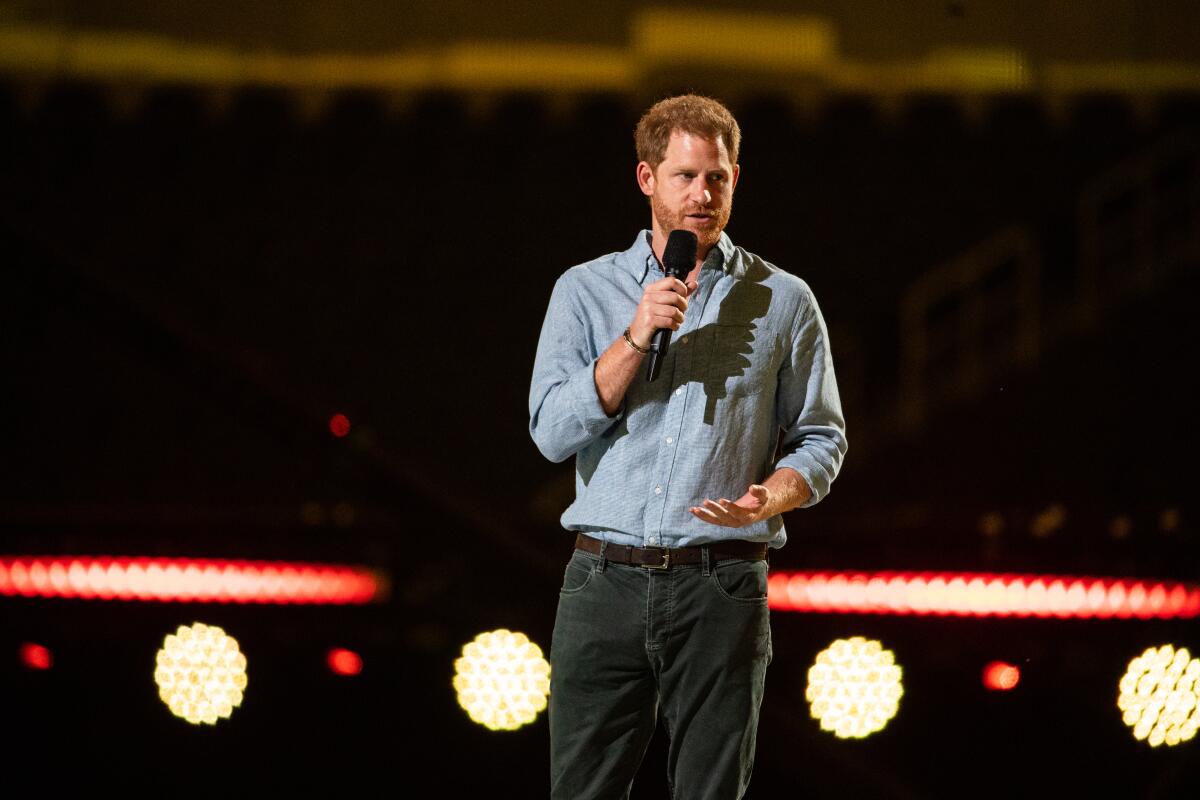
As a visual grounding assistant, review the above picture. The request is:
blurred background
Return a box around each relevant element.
[1,0,1198,794]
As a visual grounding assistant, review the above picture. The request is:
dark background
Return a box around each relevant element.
[1,2,1199,795]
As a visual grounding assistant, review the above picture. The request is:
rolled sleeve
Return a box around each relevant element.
[774,288,848,506]
[529,273,621,463]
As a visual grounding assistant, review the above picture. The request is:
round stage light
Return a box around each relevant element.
[1117,644,1200,747]
[983,660,1021,691]
[453,628,550,732]
[19,642,53,670]
[327,647,363,676]
[806,636,903,739]
[154,623,248,725]
[329,413,351,438]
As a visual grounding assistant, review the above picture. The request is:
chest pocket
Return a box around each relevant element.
[704,323,775,398]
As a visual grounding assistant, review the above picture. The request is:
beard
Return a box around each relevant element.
[650,191,731,254]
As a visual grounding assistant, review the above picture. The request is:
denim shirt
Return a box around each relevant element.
[529,230,847,550]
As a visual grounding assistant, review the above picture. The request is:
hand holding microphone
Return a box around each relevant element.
[633,230,697,382]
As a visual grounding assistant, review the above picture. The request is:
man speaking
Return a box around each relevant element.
[529,94,847,798]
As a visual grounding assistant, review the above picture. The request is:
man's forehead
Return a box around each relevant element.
[667,129,727,149]
[662,129,733,163]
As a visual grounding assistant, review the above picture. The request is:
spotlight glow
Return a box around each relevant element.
[329,413,351,438]
[453,629,550,731]
[767,571,1200,619]
[327,648,363,676]
[806,636,903,739]
[1117,644,1200,747]
[0,556,383,604]
[19,642,53,670]
[982,660,1020,691]
[154,623,248,725]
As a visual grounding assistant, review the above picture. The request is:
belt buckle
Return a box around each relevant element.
[644,548,670,570]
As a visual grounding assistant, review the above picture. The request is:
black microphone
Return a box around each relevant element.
[646,229,697,382]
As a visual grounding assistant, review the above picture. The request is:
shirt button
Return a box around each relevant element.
[665,436,673,444]
[675,388,683,396]
[654,486,662,495]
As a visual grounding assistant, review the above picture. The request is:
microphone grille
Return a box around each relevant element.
[662,230,698,278]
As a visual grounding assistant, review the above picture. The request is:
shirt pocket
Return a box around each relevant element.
[705,323,774,398]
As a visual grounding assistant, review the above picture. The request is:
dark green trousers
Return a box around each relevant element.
[549,545,772,799]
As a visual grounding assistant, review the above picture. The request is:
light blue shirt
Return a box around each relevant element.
[529,230,847,550]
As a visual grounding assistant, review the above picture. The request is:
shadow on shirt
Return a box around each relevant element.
[697,275,773,424]
[578,272,775,486]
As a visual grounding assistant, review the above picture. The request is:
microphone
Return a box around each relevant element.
[646,229,697,382]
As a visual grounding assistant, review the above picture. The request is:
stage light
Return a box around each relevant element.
[982,660,1020,691]
[453,628,550,732]
[0,557,383,604]
[19,642,52,670]
[1117,644,1200,747]
[766,571,1200,619]
[329,413,351,438]
[1030,504,1067,538]
[154,623,248,725]
[806,636,903,739]
[327,648,363,676]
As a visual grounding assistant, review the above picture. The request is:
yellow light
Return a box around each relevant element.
[153,622,248,725]
[806,636,903,739]
[1117,644,1200,747]
[452,628,550,732]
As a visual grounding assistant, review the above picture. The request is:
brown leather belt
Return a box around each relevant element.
[574,533,768,570]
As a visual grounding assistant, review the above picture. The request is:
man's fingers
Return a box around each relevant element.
[649,276,689,294]
[711,499,746,520]
[690,506,728,525]
[692,496,762,528]
[716,499,746,516]
[650,290,689,310]
[690,506,733,527]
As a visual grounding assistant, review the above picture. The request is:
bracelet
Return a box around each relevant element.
[622,328,651,355]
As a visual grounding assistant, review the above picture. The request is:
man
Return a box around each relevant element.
[529,94,847,799]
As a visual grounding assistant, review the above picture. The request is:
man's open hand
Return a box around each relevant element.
[689,484,769,528]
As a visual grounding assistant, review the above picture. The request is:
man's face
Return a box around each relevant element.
[637,130,740,254]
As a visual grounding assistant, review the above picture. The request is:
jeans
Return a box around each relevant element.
[549,544,772,799]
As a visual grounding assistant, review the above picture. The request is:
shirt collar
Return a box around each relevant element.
[623,230,737,285]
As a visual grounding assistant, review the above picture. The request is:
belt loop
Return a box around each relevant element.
[597,540,608,573]
[701,545,711,577]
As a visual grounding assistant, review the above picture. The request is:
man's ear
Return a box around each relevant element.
[731,163,740,191]
[636,161,655,197]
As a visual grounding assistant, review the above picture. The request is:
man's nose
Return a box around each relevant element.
[690,180,712,205]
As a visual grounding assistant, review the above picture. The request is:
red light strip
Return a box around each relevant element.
[768,572,1200,619]
[0,557,385,605]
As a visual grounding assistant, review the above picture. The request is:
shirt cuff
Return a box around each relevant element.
[570,358,623,434]
[776,453,832,508]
